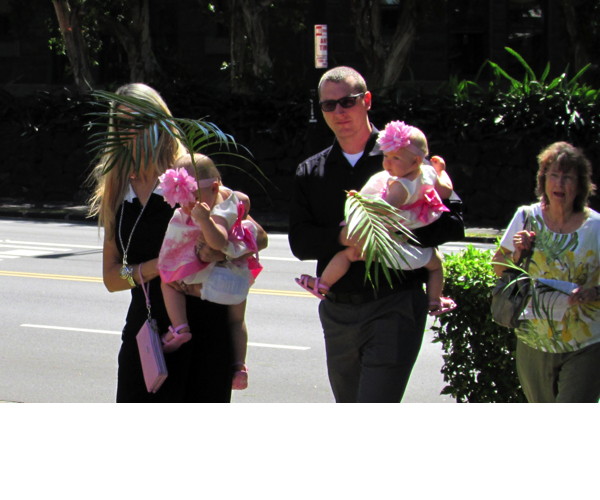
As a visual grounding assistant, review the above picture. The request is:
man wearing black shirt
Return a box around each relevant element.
[289,66,435,402]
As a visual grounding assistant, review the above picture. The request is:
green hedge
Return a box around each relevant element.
[431,245,526,403]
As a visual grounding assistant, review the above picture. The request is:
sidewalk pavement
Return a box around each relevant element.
[0,201,502,243]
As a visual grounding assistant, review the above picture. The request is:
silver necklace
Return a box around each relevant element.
[118,181,156,268]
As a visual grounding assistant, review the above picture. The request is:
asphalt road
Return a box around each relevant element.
[0,217,494,403]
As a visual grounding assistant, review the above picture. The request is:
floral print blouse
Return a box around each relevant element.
[500,203,600,353]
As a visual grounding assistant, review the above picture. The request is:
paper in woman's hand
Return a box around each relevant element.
[521,279,578,321]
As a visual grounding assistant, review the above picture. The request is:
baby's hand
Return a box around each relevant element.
[430,156,446,175]
[191,201,211,223]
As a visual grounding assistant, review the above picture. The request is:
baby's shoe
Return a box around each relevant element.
[232,364,248,390]
[162,324,192,353]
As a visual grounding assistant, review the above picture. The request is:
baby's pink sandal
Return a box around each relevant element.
[162,323,192,353]
[295,274,329,300]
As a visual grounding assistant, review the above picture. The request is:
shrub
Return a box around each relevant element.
[430,245,527,403]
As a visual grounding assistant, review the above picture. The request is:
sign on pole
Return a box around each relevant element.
[314,24,328,69]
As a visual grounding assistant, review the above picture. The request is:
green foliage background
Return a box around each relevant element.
[0,49,599,227]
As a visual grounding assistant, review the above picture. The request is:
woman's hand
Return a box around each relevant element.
[102,235,159,292]
[568,286,600,306]
[512,230,536,262]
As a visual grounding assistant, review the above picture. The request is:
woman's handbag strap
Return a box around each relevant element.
[138,265,152,321]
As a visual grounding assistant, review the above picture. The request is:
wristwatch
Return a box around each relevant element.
[119,264,136,287]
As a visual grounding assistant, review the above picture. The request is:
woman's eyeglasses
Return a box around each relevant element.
[319,93,365,113]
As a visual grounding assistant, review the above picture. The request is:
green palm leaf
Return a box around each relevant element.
[86,90,271,191]
[344,191,418,288]
[491,258,570,332]
[529,282,569,331]
[505,46,537,81]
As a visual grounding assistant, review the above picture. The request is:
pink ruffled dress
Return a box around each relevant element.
[358,164,450,270]
[158,188,262,305]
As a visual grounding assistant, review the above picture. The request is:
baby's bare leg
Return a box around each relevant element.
[229,300,249,390]
[321,246,363,288]
[228,300,248,367]
[424,249,444,304]
[161,281,190,340]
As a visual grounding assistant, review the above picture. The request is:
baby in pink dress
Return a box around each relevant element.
[158,153,262,390]
[296,121,456,315]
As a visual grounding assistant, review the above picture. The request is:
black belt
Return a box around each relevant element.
[325,286,402,305]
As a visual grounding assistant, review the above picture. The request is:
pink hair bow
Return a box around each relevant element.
[377,120,426,156]
[377,121,413,152]
[158,168,198,208]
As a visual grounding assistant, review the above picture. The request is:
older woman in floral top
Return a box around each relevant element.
[493,141,600,403]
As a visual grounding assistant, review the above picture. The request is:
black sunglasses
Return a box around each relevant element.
[319,92,365,112]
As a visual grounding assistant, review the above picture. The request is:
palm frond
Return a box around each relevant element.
[344,191,418,288]
[86,90,274,192]
[530,282,568,323]
[491,258,571,331]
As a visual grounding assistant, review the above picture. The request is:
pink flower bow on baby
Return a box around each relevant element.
[158,168,198,208]
[377,120,414,152]
[377,120,426,157]
[401,185,449,225]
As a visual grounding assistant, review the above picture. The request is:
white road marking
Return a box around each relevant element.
[0,239,101,261]
[20,324,310,350]
[2,239,101,249]
[21,324,119,335]
[0,249,51,256]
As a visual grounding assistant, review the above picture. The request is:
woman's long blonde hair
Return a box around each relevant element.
[87,83,186,239]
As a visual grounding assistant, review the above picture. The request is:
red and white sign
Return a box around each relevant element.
[314,24,328,69]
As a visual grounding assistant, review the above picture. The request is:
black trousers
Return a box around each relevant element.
[319,288,428,403]
[116,295,233,403]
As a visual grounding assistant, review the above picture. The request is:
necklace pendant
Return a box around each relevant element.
[119,261,135,287]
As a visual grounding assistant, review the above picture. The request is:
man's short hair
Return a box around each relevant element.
[318,66,367,96]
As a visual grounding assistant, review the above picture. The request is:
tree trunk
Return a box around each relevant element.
[129,0,162,82]
[558,0,592,72]
[351,0,419,94]
[229,1,246,92]
[227,0,273,94]
[240,0,272,80]
[51,0,95,90]
[380,1,417,90]
[99,0,162,84]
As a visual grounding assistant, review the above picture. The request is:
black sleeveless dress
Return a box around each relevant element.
[115,192,233,402]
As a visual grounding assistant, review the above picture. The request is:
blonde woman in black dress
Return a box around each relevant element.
[88,83,265,402]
